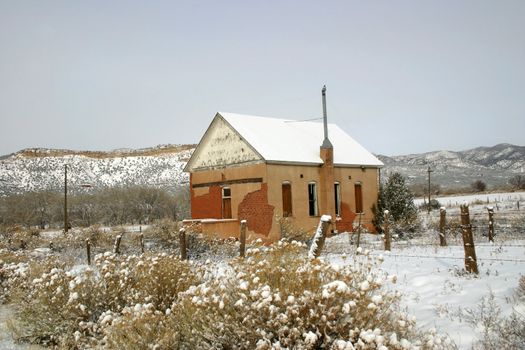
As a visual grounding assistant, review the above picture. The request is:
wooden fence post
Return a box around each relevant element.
[239,220,247,258]
[439,207,447,246]
[86,239,91,265]
[113,235,122,254]
[487,207,495,242]
[308,215,332,260]
[460,204,478,274]
[383,210,391,251]
[140,232,145,254]
[179,228,187,260]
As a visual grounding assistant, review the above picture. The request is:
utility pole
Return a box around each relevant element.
[64,164,68,233]
[427,167,433,214]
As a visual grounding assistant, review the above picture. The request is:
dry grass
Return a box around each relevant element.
[170,242,452,349]
[4,239,457,349]
[8,253,203,348]
[277,216,311,243]
[452,286,525,350]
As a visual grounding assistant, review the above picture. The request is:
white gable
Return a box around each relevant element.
[185,115,263,171]
[218,112,383,167]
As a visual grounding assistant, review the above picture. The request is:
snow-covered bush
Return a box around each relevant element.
[8,240,455,349]
[9,253,202,348]
[452,286,525,350]
[145,220,239,259]
[145,218,181,244]
[0,250,30,302]
[518,275,525,299]
[277,216,311,243]
[169,240,431,349]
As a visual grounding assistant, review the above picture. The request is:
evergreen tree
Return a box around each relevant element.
[373,172,418,233]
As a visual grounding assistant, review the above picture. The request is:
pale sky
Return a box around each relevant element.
[1,0,524,157]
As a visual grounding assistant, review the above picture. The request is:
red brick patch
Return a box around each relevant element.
[238,183,274,236]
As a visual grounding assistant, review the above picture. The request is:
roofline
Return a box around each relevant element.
[334,163,384,168]
[266,160,321,167]
[266,160,383,168]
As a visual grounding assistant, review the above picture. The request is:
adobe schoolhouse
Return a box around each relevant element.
[184,91,383,242]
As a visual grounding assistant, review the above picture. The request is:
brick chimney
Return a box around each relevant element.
[319,85,336,223]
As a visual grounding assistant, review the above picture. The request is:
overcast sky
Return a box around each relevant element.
[1,0,524,157]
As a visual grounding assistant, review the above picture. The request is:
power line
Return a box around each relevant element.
[284,117,323,123]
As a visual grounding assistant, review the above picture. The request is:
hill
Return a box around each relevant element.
[377,143,525,191]
[1,143,523,196]
[0,144,195,196]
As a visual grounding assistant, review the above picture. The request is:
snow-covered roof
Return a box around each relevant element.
[218,112,383,167]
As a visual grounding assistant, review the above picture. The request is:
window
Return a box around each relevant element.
[282,182,293,217]
[222,187,232,219]
[308,182,318,216]
[354,183,363,214]
[334,182,341,217]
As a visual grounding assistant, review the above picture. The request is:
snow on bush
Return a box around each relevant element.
[142,240,451,349]
[8,240,455,349]
[9,253,202,348]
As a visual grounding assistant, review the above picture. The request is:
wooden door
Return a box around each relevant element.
[282,183,292,217]
[354,183,363,213]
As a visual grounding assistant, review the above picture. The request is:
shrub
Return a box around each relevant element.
[471,180,487,192]
[9,253,203,348]
[518,275,525,299]
[170,241,448,349]
[8,241,455,349]
[374,173,419,234]
[454,287,525,350]
[509,175,525,190]
[0,252,30,303]
[277,216,311,243]
[145,218,181,244]
[419,199,441,211]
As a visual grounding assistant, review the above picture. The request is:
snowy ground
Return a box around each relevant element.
[0,193,522,349]
[414,191,525,208]
[324,236,524,349]
[0,305,42,350]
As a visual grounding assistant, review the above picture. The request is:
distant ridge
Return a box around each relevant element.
[0,144,196,196]
[0,143,523,196]
[377,143,524,189]
[10,144,196,159]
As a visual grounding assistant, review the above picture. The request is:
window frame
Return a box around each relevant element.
[334,182,341,217]
[222,187,232,219]
[308,182,318,217]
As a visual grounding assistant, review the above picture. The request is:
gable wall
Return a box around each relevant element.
[188,116,262,171]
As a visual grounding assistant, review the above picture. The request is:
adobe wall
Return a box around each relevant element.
[333,166,380,232]
[266,164,380,234]
[190,163,277,242]
[190,162,380,242]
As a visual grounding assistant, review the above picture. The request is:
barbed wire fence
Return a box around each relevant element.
[324,205,525,267]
